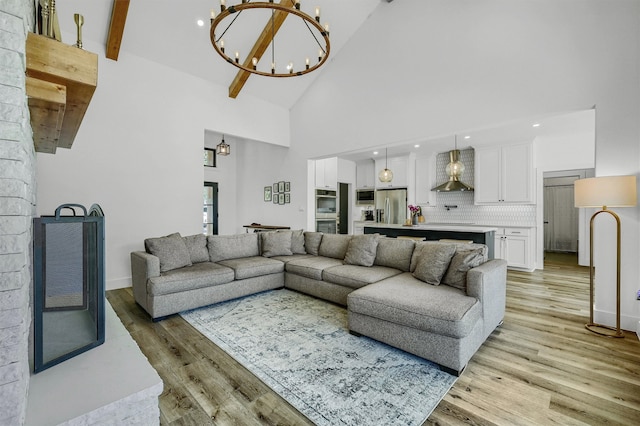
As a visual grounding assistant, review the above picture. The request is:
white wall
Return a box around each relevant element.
[290,0,640,331]
[36,38,290,290]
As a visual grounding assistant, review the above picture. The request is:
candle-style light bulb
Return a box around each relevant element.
[271,62,275,74]
[220,39,225,53]
[324,23,329,36]
[315,7,320,22]
[235,51,239,63]
[252,57,258,70]
[288,62,294,74]
[305,57,310,70]
[210,9,215,22]
[318,48,323,62]
[220,0,226,12]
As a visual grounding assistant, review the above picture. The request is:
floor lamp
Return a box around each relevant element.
[574,175,637,338]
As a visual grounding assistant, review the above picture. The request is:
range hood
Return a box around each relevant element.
[431,149,474,192]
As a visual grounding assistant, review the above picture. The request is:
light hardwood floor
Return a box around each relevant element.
[107,261,640,425]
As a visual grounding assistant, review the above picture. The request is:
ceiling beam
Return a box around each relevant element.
[228,0,295,99]
[106,0,130,61]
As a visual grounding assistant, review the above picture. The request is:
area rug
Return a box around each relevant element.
[180,289,456,426]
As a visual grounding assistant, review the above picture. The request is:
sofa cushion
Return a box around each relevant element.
[412,243,456,285]
[261,231,293,257]
[323,264,402,290]
[343,234,379,267]
[318,234,352,259]
[270,253,314,263]
[183,234,209,264]
[208,233,259,262]
[348,272,481,338]
[374,237,415,272]
[148,262,234,296]
[217,256,285,280]
[285,256,344,281]
[442,247,486,291]
[145,232,192,273]
[304,232,323,255]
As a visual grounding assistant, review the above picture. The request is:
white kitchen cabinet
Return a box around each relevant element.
[375,156,409,188]
[494,227,534,271]
[415,154,437,207]
[315,157,337,189]
[356,159,376,189]
[475,142,534,204]
[353,221,365,235]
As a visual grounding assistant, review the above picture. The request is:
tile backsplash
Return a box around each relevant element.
[421,148,537,227]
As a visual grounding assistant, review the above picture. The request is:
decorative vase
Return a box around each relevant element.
[412,214,419,225]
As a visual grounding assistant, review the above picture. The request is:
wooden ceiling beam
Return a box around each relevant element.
[228,0,295,99]
[106,0,130,60]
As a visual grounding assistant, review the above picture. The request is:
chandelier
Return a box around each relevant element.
[210,0,331,96]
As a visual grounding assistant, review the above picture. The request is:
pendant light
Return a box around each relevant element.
[378,148,393,182]
[216,134,230,156]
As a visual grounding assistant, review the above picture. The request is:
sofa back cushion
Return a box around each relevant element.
[183,234,209,264]
[288,229,306,254]
[304,232,323,255]
[145,232,192,273]
[442,247,486,291]
[374,237,415,272]
[208,233,259,262]
[261,231,293,257]
[318,234,352,259]
[412,243,457,285]
[343,234,379,267]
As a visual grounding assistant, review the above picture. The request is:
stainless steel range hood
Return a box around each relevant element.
[431,149,474,192]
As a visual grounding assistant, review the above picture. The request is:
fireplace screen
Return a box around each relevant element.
[33,204,105,373]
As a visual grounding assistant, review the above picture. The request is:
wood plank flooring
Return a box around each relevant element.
[107,262,640,425]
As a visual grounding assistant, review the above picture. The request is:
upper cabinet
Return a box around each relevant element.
[356,159,376,189]
[315,157,338,189]
[26,33,98,154]
[415,154,437,206]
[474,142,534,204]
[375,156,409,188]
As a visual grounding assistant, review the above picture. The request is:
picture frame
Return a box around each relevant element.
[273,182,279,193]
[204,148,216,167]
[264,186,272,202]
[285,193,290,203]
[279,193,285,205]
[278,181,285,193]
[273,194,278,204]
[284,181,291,192]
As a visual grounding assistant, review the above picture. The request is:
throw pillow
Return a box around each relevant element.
[144,232,192,273]
[318,234,352,260]
[261,231,293,257]
[344,234,379,267]
[183,234,209,264]
[304,232,323,256]
[289,229,306,254]
[442,248,485,291]
[374,237,415,271]
[412,243,456,285]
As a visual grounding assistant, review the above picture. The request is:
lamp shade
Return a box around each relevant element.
[574,175,637,208]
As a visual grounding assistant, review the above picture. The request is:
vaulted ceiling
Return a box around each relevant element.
[55,0,382,109]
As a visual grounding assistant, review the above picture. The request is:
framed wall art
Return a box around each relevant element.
[264,186,272,202]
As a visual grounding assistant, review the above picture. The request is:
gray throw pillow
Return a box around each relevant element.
[289,229,306,254]
[374,237,415,271]
[344,234,379,267]
[318,234,352,260]
[183,234,209,264]
[145,232,192,273]
[412,243,456,285]
[261,231,293,257]
[304,232,323,256]
[442,248,485,291]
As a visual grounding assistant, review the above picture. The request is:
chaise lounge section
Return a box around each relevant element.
[131,230,507,374]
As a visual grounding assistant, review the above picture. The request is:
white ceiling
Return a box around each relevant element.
[55,0,382,109]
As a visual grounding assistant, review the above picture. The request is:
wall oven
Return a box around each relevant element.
[315,189,337,233]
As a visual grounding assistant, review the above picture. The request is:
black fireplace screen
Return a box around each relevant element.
[33,204,105,373]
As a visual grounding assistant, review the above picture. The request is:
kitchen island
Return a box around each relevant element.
[364,223,497,259]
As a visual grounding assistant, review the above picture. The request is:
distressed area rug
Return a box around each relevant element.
[180,289,456,426]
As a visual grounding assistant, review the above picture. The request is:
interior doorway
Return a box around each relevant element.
[338,182,349,234]
[204,182,218,235]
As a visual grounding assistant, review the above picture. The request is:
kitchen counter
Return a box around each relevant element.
[364,223,497,258]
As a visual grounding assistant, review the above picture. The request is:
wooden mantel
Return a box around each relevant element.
[26,32,98,154]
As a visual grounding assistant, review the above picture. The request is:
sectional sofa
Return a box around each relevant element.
[130,230,507,374]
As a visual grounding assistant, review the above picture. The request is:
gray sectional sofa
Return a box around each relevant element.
[131,230,507,374]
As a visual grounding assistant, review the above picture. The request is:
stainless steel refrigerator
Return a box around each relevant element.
[375,188,408,225]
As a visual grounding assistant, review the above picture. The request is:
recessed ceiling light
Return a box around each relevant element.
[414,144,420,148]
[197,19,205,27]
[373,151,379,155]
[464,135,471,139]
[532,123,541,128]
